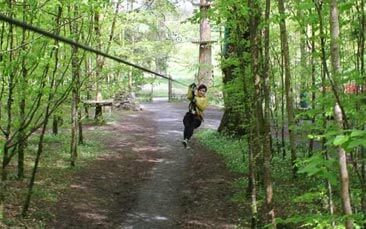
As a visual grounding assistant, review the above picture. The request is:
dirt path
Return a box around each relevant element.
[48,101,241,228]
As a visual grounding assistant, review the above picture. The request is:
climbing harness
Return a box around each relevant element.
[0,13,188,87]
[188,84,197,113]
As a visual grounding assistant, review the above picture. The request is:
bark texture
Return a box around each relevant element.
[329,1,353,228]
[277,0,297,177]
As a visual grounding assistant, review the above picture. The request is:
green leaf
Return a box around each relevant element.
[323,171,338,186]
[350,130,366,137]
[298,163,321,176]
[294,192,323,203]
[297,2,314,11]
[333,135,349,146]
[346,138,366,150]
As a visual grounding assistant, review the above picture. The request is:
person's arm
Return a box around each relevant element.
[186,83,196,100]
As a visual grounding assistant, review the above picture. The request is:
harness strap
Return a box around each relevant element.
[188,95,204,121]
[188,87,197,113]
[189,101,197,113]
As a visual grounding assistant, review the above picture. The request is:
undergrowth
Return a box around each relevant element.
[5,128,108,228]
[196,129,366,228]
[196,129,251,227]
[196,129,247,174]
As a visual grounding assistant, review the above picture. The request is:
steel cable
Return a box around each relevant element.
[0,13,188,87]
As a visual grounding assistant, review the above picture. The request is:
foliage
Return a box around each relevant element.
[197,128,366,227]
[0,0,366,227]
[196,129,247,174]
[209,0,366,226]
[5,131,106,227]
[297,152,338,186]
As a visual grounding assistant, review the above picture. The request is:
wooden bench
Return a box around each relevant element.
[83,99,114,120]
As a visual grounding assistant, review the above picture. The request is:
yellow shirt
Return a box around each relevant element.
[187,86,208,118]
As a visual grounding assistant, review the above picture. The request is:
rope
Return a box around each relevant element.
[0,13,188,87]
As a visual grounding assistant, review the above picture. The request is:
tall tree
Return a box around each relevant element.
[197,0,213,86]
[313,0,336,221]
[277,0,297,177]
[354,0,366,217]
[0,0,15,221]
[17,0,28,180]
[93,5,104,120]
[329,0,353,228]
[70,4,80,167]
[248,0,263,227]
[218,15,248,136]
[262,0,275,226]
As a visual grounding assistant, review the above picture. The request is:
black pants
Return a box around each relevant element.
[183,112,202,140]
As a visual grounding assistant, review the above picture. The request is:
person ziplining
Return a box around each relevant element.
[182,83,208,149]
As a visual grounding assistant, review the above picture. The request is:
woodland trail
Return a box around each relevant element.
[48,101,241,228]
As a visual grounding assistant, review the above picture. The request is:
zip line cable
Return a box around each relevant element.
[0,13,188,87]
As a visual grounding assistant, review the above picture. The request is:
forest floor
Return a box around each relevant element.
[46,100,245,228]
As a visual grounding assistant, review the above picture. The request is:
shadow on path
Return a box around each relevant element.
[48,101,241,228]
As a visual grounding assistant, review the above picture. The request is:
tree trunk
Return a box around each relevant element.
[94,9,103,117]
[197,0,212,86]
[22,106,51,216]
[355,0,366,219]
[277,0,297,177]
[52,115,60,135]
[0,0,15,221]
[218,64,247,136]
[280,54,286,159]
[263,0,275,226]
[308,16,316,155]
[17,0,28,180]
[78,110,83,145]
[356,0,365,78]
[218,25,248,136]
[247,133,258,229]
[70,91,78,166]
[334,105,353,229]
[84,58,91,119]
[102,0,121,65]
[329,1,353,228]
[70,4,80,167]
[128,0,134,92]
[2,0,16,182]
[361,157,366,222]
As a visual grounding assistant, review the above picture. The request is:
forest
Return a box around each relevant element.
[0,0,365,228]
